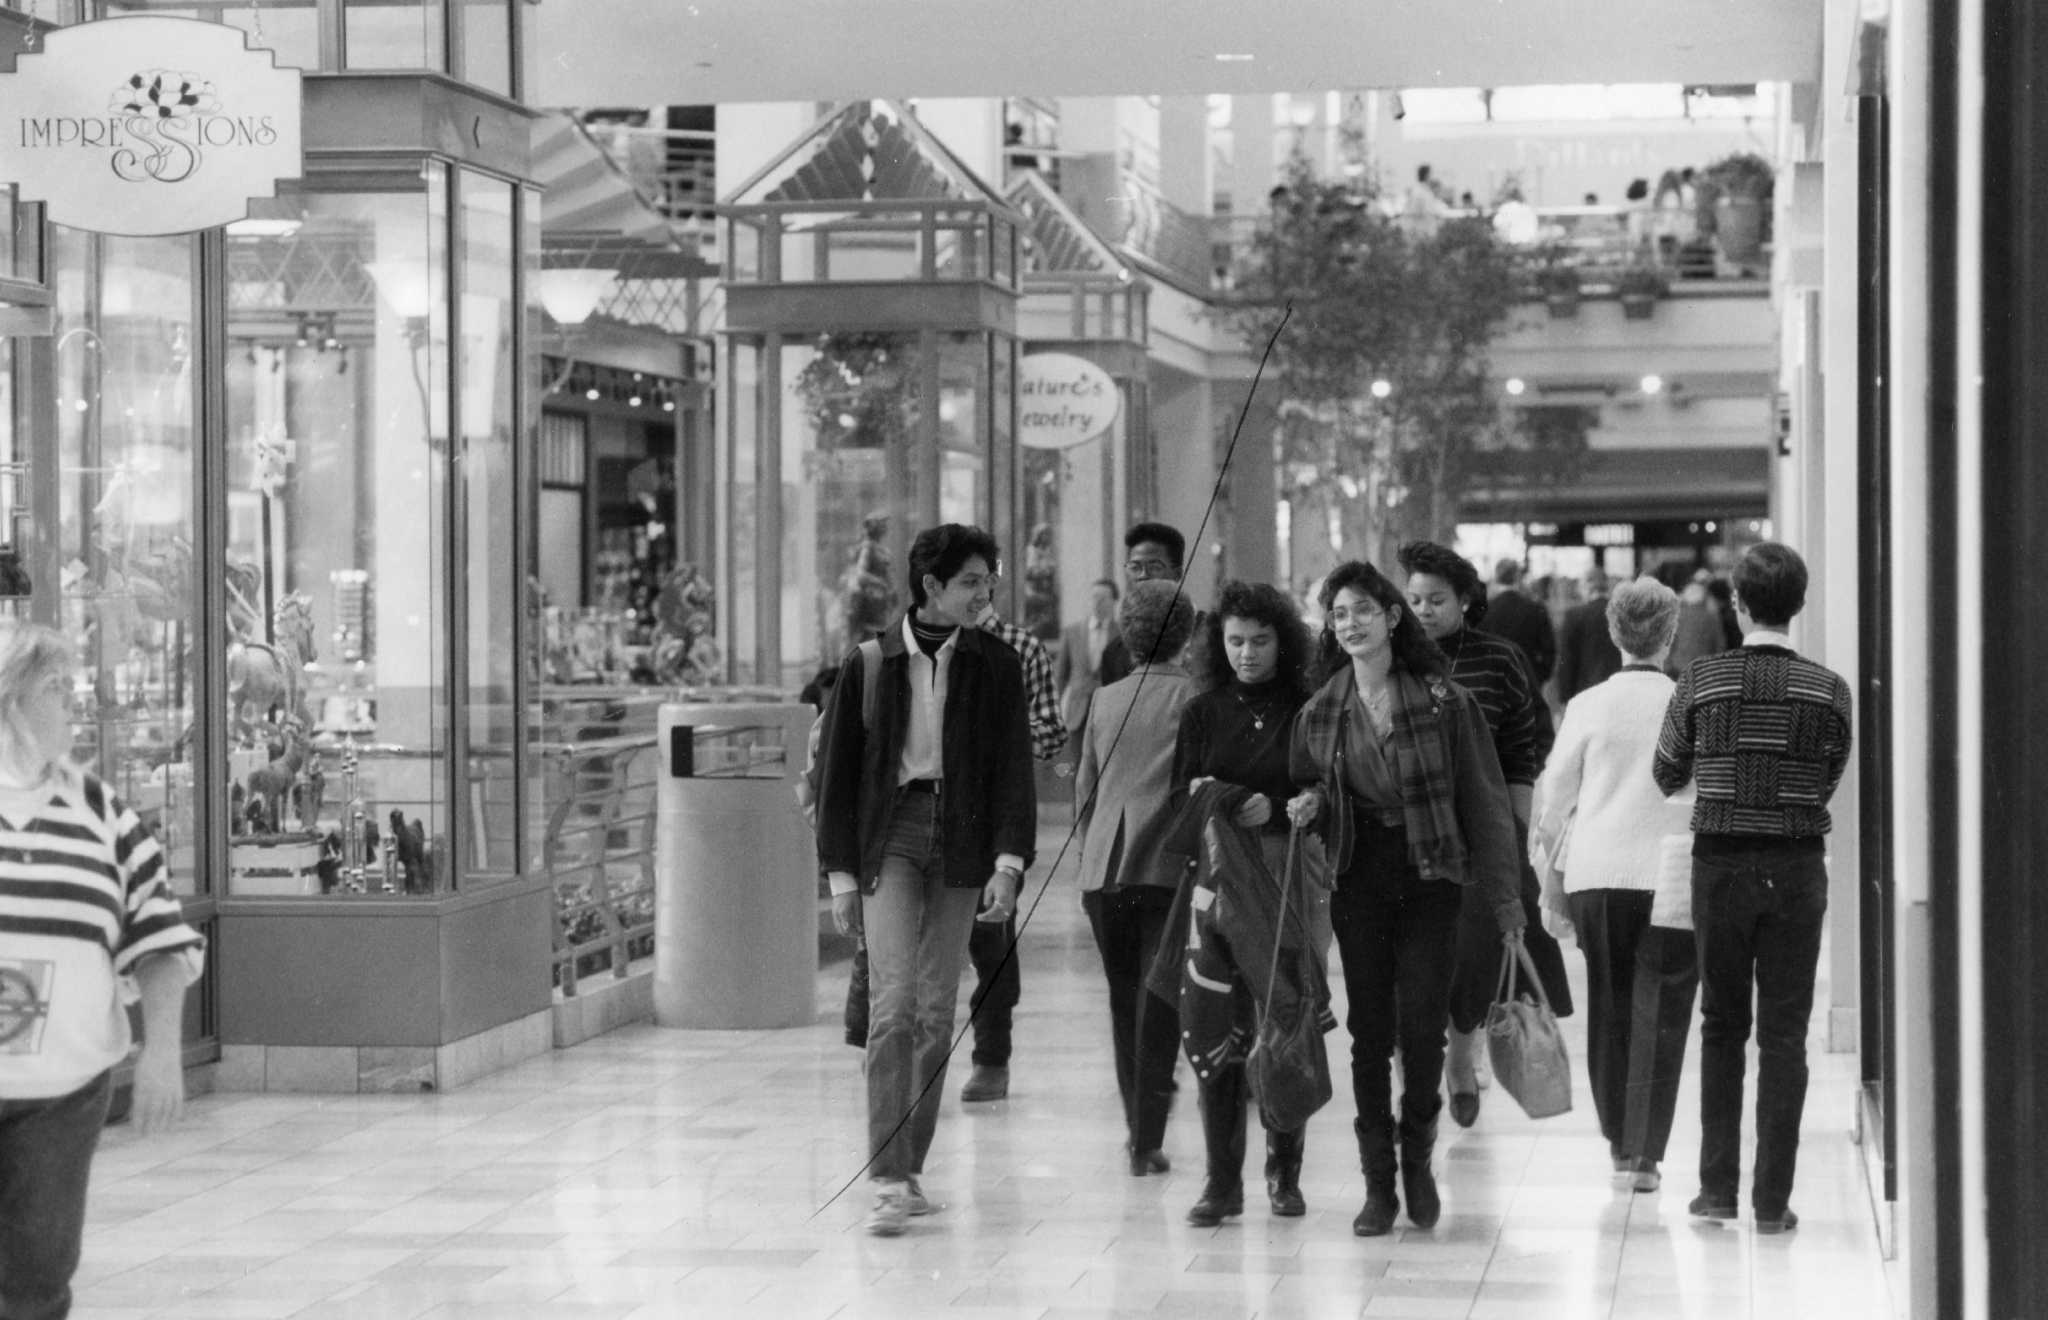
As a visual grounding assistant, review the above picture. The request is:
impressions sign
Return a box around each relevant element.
[1018,352,1121,450]
[0,17,302,236]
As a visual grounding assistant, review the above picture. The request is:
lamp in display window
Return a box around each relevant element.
[535,267,618,393]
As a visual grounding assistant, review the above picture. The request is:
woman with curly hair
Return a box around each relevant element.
[1285,561,1525,1236]
[1169,581,1321,1224]
[1397,539,1573,1131]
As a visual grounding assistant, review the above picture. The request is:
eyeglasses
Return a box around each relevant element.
[1124,559,1176,581]
[1327,604,1386,627]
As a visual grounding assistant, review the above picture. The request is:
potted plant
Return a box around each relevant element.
[1700,152,1775,266]
[1616,263,1670,319]
[1536,258,1581,318]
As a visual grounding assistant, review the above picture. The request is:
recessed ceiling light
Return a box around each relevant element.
[1214,52,1256,62]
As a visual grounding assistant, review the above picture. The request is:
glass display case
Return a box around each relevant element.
[218,161,531,896]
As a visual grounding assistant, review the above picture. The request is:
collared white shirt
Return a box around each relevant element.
[1744,629,1795,652]
[1086,617,1108,673]
[897,612,956,785]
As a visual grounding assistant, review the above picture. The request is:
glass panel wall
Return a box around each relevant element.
[345,0,446,72]
[458,171,517,876]
[456,0,512,95]
[220,164,452,895]
[101,1,321,70]
[45,228,203,894]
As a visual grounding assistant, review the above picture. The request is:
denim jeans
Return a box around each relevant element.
[1328,812,1463,1138]
[0,1070,113,1320]
[863,791,983,1183]
[1691,844,1827,1215]
[1081,886,1180,1153]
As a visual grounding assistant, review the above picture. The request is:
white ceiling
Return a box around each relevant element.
[532,0,1824,108]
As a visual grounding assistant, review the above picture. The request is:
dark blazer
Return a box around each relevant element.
[814,616,1037,893]
[1556,596,1624,704]
[1478,589,1556,687]
[1097,632,1133,686]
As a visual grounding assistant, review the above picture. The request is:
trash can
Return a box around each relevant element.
[653,701,818,1029]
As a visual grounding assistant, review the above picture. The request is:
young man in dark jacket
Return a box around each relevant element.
[1653,542,1852,1236]
[816,523,1037,1236]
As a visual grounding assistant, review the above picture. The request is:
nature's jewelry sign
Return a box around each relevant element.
[1018,352,1121,449]
[0,16,302,236]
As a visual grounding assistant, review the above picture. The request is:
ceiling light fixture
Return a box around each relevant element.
[1505,377,1526,396]
[1214,52,1255,62]
[1640,374,1663,395]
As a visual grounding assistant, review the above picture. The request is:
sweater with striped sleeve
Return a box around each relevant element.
[0,768,205,1098]
[1653,643,1853,839]
[1438,624,1555,788]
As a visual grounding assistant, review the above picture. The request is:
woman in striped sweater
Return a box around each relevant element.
[0,621,204,1320]
[1397,541,1574,1130]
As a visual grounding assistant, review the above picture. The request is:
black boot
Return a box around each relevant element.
[1352,1116,1399,1237]
[1265,1125,1306,1217]
[1398,1110,1442,1229]
[1187,1077,1247,1226]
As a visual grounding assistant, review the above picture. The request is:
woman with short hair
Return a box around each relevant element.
[1530,576,1698,1191]
[1074,579,1199,1176]
[1286,562,1525,1237]
[0,620,204,1318]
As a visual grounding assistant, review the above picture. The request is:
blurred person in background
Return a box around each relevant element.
[1557,565,1625,704]
[1477,557,1556,688]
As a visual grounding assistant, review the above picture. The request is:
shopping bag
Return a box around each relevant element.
[1247,829,1333,1132]
[1485,936,1573,1119]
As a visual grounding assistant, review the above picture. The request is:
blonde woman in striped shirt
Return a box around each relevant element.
[0,620,204,1320]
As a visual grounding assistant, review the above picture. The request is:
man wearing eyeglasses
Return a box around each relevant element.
[1097,522,1187,684]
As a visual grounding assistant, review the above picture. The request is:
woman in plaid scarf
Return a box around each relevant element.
[1286,561,1525,1238]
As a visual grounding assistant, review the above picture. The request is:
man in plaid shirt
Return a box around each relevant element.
[958,604,1067,1101]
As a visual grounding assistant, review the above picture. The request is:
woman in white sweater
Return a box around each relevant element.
[1529,577,1696,1193]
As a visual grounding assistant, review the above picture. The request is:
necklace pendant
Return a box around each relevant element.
[1253,716,1264,730]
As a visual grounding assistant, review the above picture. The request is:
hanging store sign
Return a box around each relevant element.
[0,16,302,237]
[1019,352,1121,449]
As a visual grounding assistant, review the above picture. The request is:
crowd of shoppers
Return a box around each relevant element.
[802,522,1849,1245]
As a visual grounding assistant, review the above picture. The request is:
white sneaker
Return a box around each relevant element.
[865,1181,911,1236]
[903,1176,935,1216]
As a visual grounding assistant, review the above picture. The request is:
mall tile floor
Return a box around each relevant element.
[72,821,1899,1320]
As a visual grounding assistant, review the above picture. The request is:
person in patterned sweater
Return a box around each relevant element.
[1653,542,1852,1237]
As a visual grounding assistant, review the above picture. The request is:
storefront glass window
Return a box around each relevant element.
[458,171,517,876]
[220,163,452,896]
[45,227,203,895]
[938,332,986,527]
[345,0,446,73]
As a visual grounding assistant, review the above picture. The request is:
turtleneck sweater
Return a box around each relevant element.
[1172,676,1306,829]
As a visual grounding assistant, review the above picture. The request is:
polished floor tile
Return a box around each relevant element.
[70,821,1900,1320]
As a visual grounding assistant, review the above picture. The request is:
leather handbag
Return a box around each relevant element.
[1485,936,1574,1120]
[1246,828,1333,1132]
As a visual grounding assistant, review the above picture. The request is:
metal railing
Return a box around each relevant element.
[544,735,658,997]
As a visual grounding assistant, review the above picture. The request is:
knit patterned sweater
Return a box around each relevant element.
[1653,642,1853,838]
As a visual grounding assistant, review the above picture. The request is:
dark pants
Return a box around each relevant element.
[1082,886,1180,1154]
[1692,845,1828,1216]
[0,1070,113,1320]
[967,916,1021,1069]
[1328,814,1463,1136]
[1569,890,1699,1165]
[1449,823,1574,1032]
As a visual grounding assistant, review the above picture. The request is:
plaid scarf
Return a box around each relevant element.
[1299,665,1466,881]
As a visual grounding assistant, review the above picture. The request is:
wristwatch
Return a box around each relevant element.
[995,863,1023,882]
